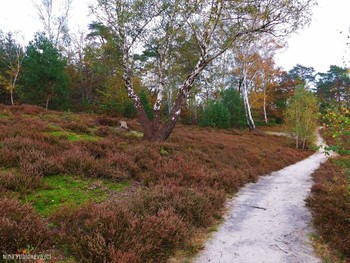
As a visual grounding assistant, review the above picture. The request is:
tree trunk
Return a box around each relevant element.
[147,57,208,141]
[242,68,255,130]
[45,96,50,110]
[10,90,14,105]
[263,89,268,124]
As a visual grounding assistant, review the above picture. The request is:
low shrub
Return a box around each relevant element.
[62,122,91,134]
[7,104,46,116]
[0,198,51,254]
[96,116,120,127]
[61,147,128,180]
[307,159,350,258]
[94,126,113,137]
[131,183,226,227]
[0,170,42,193]
[0,136,56,167]
[51,202,188,263]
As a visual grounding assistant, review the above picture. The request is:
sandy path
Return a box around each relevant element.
[194,132,335,263]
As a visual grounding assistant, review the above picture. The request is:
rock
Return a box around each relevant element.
[119,120,129,130]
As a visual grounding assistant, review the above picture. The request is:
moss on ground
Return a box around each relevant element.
[24,174,129,216]
[47,130,100,142]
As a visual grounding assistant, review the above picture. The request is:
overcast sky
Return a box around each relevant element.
[1,0,349,74]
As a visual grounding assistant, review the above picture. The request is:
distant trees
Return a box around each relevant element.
[200,101,231,129]
[200,88,246,129]
[285,86,319,150]
[18,33,68,110]
[317,65,350,109]
[288,64,316,88]
[222,88,246,128]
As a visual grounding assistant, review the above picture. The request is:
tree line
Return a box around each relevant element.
[0,0,349,141]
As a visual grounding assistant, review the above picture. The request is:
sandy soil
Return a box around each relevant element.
[194,132,335,263]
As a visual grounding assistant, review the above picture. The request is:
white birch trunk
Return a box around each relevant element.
[263,89,268,124]
[242,67,255,130]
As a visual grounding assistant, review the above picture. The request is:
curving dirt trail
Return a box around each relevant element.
[194,132,336,263]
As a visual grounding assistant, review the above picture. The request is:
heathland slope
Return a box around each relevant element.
[0,105,311,262]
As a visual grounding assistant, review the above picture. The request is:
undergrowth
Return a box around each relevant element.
[307,157,350,261]
[0,104,312,262]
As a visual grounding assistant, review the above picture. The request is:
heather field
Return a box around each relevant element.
[307,131,350,262]
[0,105,312,262]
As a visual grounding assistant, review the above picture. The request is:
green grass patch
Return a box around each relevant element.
[47,130,100,142]
[126,130,143,138]
[0,113,11,119]
[24,174,129,216]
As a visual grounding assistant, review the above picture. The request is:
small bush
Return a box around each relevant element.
[61,147,128,180]
[19,149,63,177]
[0,198,51,254]
[62,122,90,134]
[0,136,56,167]
[307,159,350,258]
[51,202,188,263]
[0,171,42,193]
[96,116,120,127]
[7,104,46,115]
[131,183,225,227]
[94,126,113,137]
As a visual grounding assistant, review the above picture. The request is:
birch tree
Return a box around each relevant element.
[0,32,24,105]
[91,0,315,141]
[248,40,283,124]
[285,86,319,150]
[33,0,72,49]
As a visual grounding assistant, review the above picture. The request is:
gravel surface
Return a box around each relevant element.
[194,132,335,263]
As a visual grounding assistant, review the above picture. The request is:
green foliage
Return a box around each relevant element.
[288,64,316,87]
[200,101,231,129]
[0,31,24,102]
[25,174,128,216]
[47,130,100,142]
[285,86,319,150]
[323,104,350,155]
[222,88,246,128]
[18,33,68,110]
[317,65,350,110]
[139,89,154,120]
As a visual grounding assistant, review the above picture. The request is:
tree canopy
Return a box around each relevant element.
[18,33,68,110]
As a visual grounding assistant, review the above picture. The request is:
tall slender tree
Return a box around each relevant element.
[33,0,72,50]
[285,86,319,150]
[0,32,24,105]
